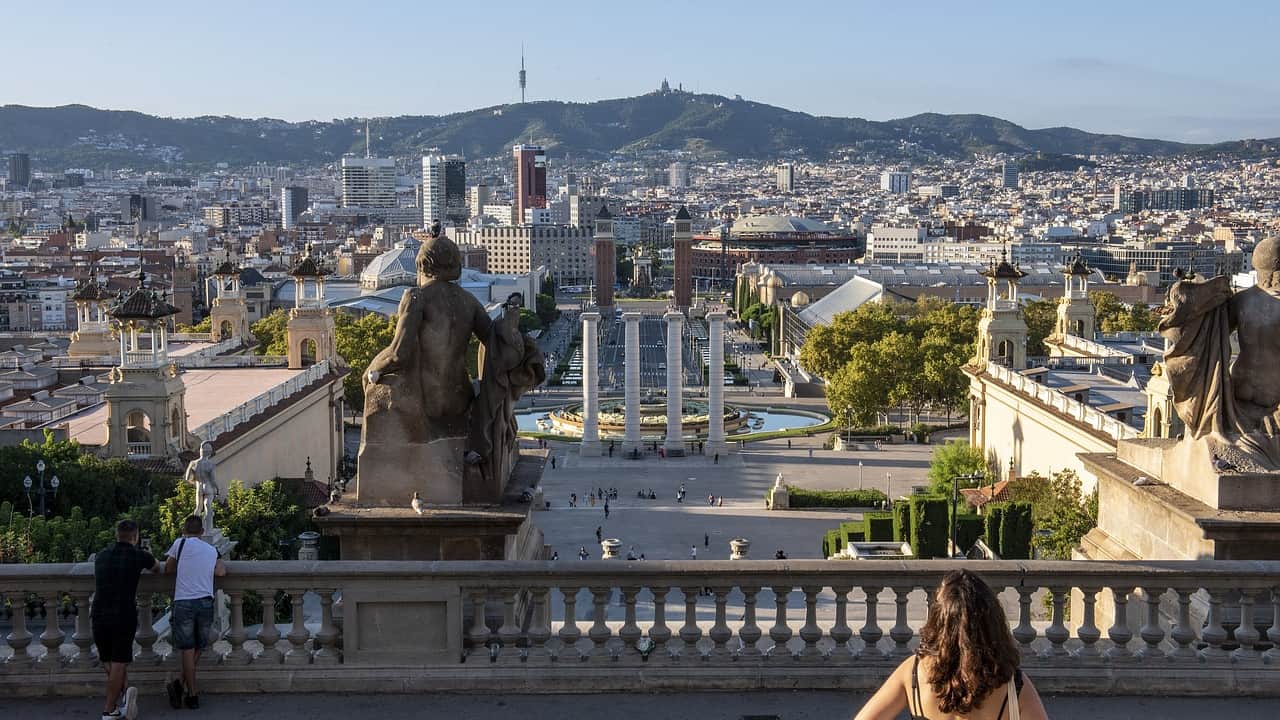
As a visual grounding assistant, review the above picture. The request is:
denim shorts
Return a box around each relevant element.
[172,597,215,650]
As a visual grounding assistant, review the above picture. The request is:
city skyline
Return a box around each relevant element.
[5,0,1280,143]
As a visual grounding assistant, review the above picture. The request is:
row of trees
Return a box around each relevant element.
[1023,291,1160,355]
[800,298,978,426]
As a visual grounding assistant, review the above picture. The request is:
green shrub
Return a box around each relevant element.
[951,512,984,553]
[822,529,840,558]
[893,501,912,543]
[909,496,949,559]
[998,501,1034,559]
[786,487,888,508]
[864,512,895,541]
[984,504,1004,557]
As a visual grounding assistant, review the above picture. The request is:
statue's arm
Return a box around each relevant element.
[368,289,422,381]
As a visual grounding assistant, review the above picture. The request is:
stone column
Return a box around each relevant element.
[580,312,602,456]
[706,310,729,455]
[622,312,642,454]
[664,310,686,456]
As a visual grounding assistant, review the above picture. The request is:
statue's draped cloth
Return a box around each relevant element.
[1159,276,1239,439]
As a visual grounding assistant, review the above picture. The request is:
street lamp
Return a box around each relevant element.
[949,473,984,557]
[886,473,893,507]
[23,459,60,517]
[858,461,864,490]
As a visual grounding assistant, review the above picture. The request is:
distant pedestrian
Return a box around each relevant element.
[579,546,589,560]
[714,453,719,464]
[808,448,813,459]
[596,526,603,543]
[787,439,792,449]
[551,456,557,469]
[704,532,710,548]
[604,502,610,519]
[717,496,724,507]
[551,551,559,560]
[570,493,577,507]
[690,545,697,560]
[590,494,596,507]
[708,494,715,505]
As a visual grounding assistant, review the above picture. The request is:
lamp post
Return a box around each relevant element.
[23,459,60,517]
[858,461,864,490]
[886,473,893,507]
[949,473,983,558]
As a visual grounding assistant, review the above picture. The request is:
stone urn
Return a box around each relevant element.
[601,538,622,559]
[729,537,750,560]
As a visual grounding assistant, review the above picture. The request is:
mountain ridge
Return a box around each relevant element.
[2,92,1275,170]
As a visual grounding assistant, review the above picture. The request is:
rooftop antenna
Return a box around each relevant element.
[365,119,371,158]
[519,45,527,103]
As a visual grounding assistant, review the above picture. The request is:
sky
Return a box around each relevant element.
[6,0,1280,143]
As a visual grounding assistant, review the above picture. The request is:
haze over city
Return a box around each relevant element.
[6,0,1280,141]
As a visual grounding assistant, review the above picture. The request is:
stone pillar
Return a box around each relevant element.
[664,310,685,456]
[580,312,602,456]
[622,312,642,454]
[706,311,728,455]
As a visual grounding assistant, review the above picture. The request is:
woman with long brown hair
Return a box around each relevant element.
[854,569,1049,720]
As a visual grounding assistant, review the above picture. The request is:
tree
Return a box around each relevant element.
[824,344,891,426]
[157,478,310,560]
[926,440,988,494]
[518,309,542,333]
[535,293,559,326]
[178,316,212,334]
[1007,469,1098,559]
[333,310,396,411]
[1090,291,1158,333]
[251,309,289,355]
[1021,299,1057,355]
[799,302,901,379]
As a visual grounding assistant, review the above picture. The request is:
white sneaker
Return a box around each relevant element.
[100,711,122,720]
[122,686,138,720]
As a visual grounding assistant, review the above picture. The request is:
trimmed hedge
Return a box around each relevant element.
[909,496,949,559]
[838,521,865,547]
[985,506,1003,557]
[998,501,1034,560]
[893,501,912,543]
[786,487,888,508]
[864,512,895,541]
[823,529,841,558]
[951,512,984,553]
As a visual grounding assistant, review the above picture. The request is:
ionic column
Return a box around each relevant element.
[579,312,602,456]
[663,310,685,456]
[706,311,728,455]
[622,312,642,454]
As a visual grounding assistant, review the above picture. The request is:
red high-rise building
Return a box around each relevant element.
[513,144,546,222]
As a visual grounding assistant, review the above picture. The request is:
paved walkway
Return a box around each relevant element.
[15,691,1276,719]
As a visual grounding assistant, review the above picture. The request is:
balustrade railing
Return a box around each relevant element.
[1,560,1277,697]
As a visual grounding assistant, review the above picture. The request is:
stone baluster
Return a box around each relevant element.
[648,586,672,662]
[466,589,490,661]
[1105,587,1133,660]
[587,587,613,660]
[1199,588,1229,660]
[1232,589,1261,662]
[69,590,95,668]
[738,586,763,660]
[798,586,824,661]
[709,587,733,661]
[284,589,311,665]
[1074,586,1101,659]
[768,586,793,660]
[858,586,884,659]
[255,590,283,664]
[1137,587,1166,659]
[1043,586,1069,657]
[35,595,64,667]
[1264,587,1280,664]
[1169,588,1198,660]
[496,588,524,663]
[223,590,252,665]
[678,586,703,661]
[1012,586,1038,658]
[616,587,641,662]
[526,588,552,664]
[133,594,159,665]
[556,586,582,662]
[313,589,340,664]
[888,587,913,658]
[4,593,34,668]
[828,585,853,661]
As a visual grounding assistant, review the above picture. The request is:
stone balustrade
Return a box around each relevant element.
[2,560,1278,697]
[986,362,1138,441]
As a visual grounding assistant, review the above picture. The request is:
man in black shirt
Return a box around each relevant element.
[92,519,161,720]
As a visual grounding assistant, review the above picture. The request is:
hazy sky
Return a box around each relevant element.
[8,0,1280,142]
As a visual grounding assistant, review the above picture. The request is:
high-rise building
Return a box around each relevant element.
[1113,184,1215,214]
[668,162,689,188]
[776,163,795,192]
[469,184,490,219]
[421,155,445,228]
[1002,162,1020,189]
[593,205,616,308]
[120,194,158,222]
[443,157,467,224]
[341,156,396,208]
[281,186,309,230]
[880,170,911,194]
[7,153,31,190]
[673,206,693,308]
[513,144,547,221]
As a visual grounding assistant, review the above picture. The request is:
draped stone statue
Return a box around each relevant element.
[1160,235,1280,471]
[355,229,545,506]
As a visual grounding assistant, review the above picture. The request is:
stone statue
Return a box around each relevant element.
[356,231,544,505]
[1160,235,1280,470]
[184,441,220,531]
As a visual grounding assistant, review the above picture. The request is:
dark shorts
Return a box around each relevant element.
[93,618,138,664]
[172,597,215,651]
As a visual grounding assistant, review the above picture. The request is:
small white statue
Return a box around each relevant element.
[774,472,785,490]
[185,441,221,532]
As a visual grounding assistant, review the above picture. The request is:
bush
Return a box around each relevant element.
[926,440,988,495]
[909,496,949,559]
[786,487,888,508]
[864,512,895,541]
[822,529,841,558]
[837,521,863,547]
[985,506,1004,557]
[893,501,912,543]
[998,501,1034,559]
[951,512,984,553]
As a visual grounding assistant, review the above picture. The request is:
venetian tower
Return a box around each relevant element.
[287,246,336,369]
[67,275,118,358]
[974,248,1028,369]
[208,257,251,344]
[1053,252,1096,340]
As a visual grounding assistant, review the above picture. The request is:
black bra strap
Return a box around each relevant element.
[911,656,924,717]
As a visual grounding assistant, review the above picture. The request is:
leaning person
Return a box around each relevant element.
[92,519,163,720]
[164,515,226,710]
[853,569,1049,720]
